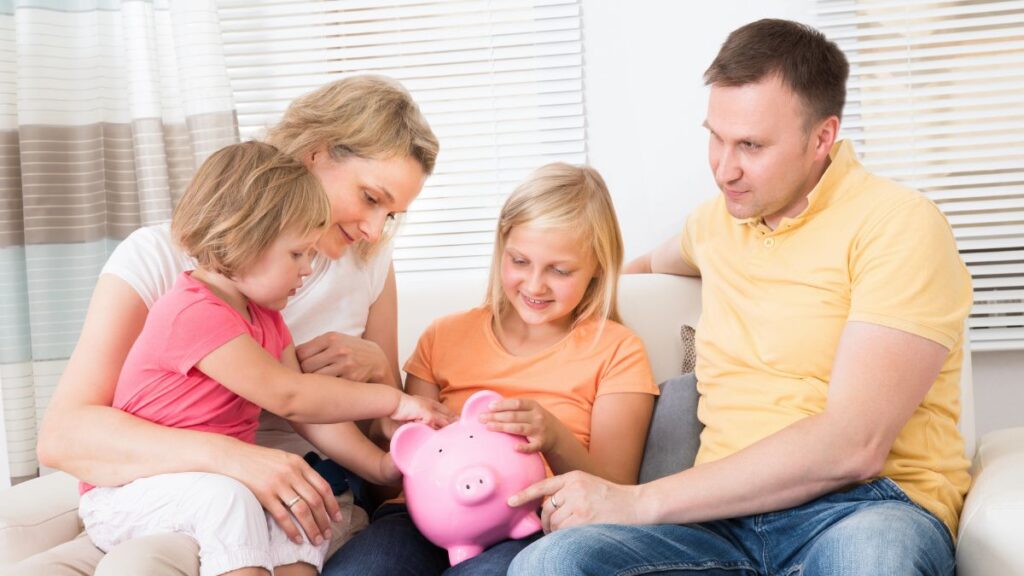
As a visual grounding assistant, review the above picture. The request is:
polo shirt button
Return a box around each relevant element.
[764,238,775,248]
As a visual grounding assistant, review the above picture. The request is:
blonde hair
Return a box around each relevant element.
[485,163,624,331]
[266,75,439,260]
[172,141,330,278]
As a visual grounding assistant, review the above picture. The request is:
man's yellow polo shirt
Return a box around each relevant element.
[680,140,973,537]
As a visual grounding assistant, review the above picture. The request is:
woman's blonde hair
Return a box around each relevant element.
[172,141,330,278]
[485,163,624,330]
[266,75,439,260]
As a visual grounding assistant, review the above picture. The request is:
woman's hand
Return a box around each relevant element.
[507,470,645,533]
[478,397,562,453]
[390,393,454,428]
[225,441,342,545]
[295,332,391,383]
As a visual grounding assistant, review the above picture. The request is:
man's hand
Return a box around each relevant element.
[508,470,646,533]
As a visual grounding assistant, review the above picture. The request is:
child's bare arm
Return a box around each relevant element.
[405,373,441,401]
[480,392,654,484]
[292,421,401,486]
[196,334,451,426]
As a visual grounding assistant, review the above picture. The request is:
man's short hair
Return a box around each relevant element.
[704,19,850,124]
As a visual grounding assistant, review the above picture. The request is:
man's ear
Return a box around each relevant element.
[813,115,840,160]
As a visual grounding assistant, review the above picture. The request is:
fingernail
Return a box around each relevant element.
[489,401,498,409]
[334,511,344,521]
[315,536,324,545]
[507,496,518,506]
[293,536,303,544]
[324,529,332,540]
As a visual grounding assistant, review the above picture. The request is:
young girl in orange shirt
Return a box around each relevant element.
[325,163,660,576]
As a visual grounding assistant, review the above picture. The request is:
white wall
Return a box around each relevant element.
[581,0,1024,438]
[582,0,814,260]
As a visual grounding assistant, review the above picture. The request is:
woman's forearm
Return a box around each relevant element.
[39,403,239,486]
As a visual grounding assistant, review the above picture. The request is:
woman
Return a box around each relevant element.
[18,75,439,576]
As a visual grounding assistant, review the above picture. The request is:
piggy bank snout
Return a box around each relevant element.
[452,465,498,505]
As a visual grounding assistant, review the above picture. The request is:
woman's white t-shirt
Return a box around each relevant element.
[101,223,394,455]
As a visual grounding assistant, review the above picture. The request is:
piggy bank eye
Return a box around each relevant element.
[437,448,443,453]
[469,435,474,439]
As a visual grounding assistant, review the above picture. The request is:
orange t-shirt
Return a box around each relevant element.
[403,306,659,450]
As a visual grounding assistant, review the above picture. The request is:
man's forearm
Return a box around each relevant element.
[624,252,653,274]
[635,413,879,525]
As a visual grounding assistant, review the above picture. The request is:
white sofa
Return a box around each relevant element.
[1,272,1021,574]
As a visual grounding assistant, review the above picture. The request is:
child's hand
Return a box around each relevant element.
[378,452,402,486]
[478,398,560,453]
[378,416,402,440]
[390,393,454,428]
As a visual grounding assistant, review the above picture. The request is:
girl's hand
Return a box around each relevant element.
[479,397,560,453]
[295,332,390,383]
[226,441,341,545]
[390,393,454,428]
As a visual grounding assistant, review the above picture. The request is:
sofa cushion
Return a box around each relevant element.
[639,373,702,484]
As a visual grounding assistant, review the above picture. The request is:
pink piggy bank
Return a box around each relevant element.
[390,390,546,565]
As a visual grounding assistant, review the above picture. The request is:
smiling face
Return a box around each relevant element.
[499,225,598,335]
[306,149,427,259]
[705,75,836,229]
[233,227,321,311]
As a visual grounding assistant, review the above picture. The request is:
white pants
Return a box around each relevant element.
[79,472,329,576]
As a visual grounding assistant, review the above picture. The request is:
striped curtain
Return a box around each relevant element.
[0,0,239,482]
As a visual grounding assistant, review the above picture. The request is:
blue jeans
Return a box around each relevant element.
[322,503,542,576]
[509,478,955,576]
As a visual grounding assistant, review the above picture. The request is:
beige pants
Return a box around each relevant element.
[3,492,367,576]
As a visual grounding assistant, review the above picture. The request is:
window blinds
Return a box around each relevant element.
[815,0,1024,351]
[216,0,586,273]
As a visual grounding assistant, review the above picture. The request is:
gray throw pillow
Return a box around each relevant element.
[639,373,702,484]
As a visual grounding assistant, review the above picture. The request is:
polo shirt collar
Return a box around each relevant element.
[737,139,862,232]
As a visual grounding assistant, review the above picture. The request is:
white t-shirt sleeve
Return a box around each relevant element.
[101,223,196,308]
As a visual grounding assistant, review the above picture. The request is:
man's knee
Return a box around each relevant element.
[94,533,199,576]
[508,526,610,576]
[801,502,954,576]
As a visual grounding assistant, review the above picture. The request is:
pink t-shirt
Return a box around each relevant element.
[81,271,291,493]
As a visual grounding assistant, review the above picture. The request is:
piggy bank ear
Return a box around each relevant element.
[460,390,503,423]
[390,422,435,474]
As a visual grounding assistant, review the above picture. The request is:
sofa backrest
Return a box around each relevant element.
[395,271,976,456]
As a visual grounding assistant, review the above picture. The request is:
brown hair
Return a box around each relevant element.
[485,163,624,331]
[704,19,849,124]
[172,141,330,278]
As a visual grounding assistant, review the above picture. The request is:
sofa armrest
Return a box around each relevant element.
[956,427,1024,576]
[0,471,82,564]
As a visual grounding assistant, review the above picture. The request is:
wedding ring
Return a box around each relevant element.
[550,494,561,510]
[284,495,301,509]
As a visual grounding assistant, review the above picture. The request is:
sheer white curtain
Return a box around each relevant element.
[0,0,238,482]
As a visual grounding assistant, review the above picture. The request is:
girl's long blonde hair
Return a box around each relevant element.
[265,75,439,259]
[485,163,624,331]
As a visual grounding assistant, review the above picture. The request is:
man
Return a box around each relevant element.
[508,19,971,576]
